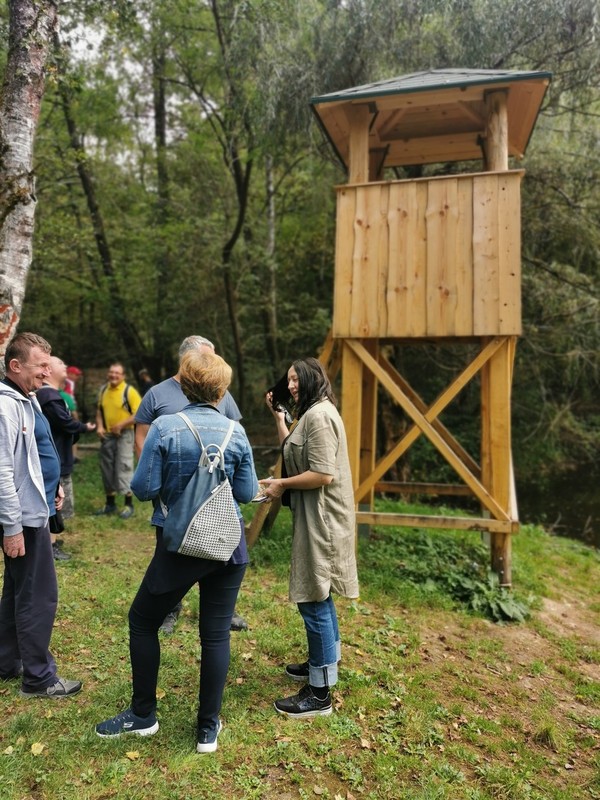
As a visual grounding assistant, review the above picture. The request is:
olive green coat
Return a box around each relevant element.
[283,399,359,603]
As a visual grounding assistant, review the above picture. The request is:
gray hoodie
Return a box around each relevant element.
[0,381,49,536]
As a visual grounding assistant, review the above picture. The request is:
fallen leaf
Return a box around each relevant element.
[31,742,46,756]
[313,787,324,795]
[3,746,14,755]
[235,677,244,684]
[126,751,140,761]
[156,687,166,699]
[360,738,371,749]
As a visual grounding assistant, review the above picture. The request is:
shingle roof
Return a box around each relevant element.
[310,69,552,170]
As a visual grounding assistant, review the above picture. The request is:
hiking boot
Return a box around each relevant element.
[94,505,117,516]
[20,677,82,699]
[196,719,222,754]
[96,707,159,738]
[52,542,71,562]
[230,613,248,632]
[285,661,309,682]
[119,506,134,519]
[274,684,332,718]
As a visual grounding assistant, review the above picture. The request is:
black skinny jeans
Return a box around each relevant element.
[128,562,246,734]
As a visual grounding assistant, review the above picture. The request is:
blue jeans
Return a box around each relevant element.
[297,595,341,688]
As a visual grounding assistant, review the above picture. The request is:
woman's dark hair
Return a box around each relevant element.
[292,357,336,417]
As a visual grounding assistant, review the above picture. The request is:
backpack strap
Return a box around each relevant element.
[123,384,132,415]
[160,414,235,517]
[177,412,235,456]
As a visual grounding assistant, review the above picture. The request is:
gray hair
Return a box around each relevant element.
[178,335,215,361]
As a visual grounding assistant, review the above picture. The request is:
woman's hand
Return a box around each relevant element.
[266,392,290,444]
[258,476,285,501]
[265,391,285,419]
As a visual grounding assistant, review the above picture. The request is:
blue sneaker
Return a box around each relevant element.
[96,708,159,738]
[196,719,222,754]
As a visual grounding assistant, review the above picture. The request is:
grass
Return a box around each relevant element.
[0,446,599,799]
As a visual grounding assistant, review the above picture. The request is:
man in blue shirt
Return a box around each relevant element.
[0,333,82,698]
[135,335,247,634]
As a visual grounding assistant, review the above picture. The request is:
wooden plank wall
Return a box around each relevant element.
[333,171,523,339]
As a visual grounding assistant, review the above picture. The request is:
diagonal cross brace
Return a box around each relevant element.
[347,337,510,521]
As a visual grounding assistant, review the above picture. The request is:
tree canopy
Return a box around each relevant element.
[1,0,598,480]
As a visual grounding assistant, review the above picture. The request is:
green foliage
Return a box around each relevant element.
[4,0,600,472]
[360,521,532,623]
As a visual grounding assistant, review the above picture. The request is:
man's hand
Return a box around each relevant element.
[55,484,65,513]
[3,532,25,558]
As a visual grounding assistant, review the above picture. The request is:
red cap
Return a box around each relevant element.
[67,366,82,376]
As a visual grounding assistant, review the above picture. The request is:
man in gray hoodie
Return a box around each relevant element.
[0,332,82,698]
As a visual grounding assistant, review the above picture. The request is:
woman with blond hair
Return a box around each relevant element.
[96,350,258,753]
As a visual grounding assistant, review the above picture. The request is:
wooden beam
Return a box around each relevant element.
[483,90,508,171]
[341,342,363,492]
[344,104,372,184]
[355,511,518,534]
[347,339,510,521]
[375,482,473,497]
[378,354,480,477]
[353,338,504,502]
[358,340,378,505]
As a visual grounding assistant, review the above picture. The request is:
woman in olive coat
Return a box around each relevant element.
[261,357,359,718]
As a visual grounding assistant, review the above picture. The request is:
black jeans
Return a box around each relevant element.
[128,562,246,734]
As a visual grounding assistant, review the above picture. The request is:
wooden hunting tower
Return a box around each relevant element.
[310,69,551,585]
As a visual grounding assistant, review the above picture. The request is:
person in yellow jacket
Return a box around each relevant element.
[95,363,142,519]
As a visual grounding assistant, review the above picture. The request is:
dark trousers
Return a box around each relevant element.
[0,525,58,690]
[128,562,246,734]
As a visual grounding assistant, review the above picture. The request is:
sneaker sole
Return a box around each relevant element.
[196,721,222,753]
[96,721,159,738]
[20,685,82,699]
[274,703,333,719]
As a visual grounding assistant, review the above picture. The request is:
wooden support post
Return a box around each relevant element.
[481,336,516,585]
[341,341,363,494]
[483,91,509,171]
[345,104,372,184]
[357,340,378,537]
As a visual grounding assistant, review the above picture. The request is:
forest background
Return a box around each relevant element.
[0,0,599,490]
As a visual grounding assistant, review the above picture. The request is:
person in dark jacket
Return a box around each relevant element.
[36,356,96,561]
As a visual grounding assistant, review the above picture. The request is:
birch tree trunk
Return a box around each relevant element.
[0,0,57,358]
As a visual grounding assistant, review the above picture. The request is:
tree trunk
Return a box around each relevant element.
[262,153,280,378]
[53,33,147,370]
[0,0,57,359]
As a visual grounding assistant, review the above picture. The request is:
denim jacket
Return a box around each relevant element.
[131,403,259,530]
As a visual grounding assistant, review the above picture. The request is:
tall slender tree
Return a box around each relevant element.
[0,0,57,358]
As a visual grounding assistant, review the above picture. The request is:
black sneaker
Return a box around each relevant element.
[20,677,82,699]
[96,707,159,738]
[274,684,332,718]
[52,542,71,562]
[285,661,309,682]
